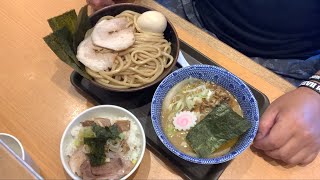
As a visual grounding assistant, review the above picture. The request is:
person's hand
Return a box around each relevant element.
[86,0,115,11]
[253,87,320,165]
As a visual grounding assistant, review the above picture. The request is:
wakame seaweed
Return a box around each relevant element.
[186,103,251,157]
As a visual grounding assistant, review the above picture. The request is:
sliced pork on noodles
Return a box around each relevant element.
[91,17,135,51]
[75,10,173,89]
[76,37,117,72]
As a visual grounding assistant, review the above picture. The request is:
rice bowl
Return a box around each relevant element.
[60,105,146,180]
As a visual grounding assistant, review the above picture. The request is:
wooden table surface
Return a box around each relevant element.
[0,142,36,179]
[1,0,319,179]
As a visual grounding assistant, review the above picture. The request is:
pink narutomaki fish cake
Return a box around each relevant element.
[173,111,197,131]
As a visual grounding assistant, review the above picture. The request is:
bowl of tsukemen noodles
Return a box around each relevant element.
[78,3,179,92]
[151,65,260,164]
[60,105,146,179]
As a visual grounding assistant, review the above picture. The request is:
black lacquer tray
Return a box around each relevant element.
[70,40,270,180]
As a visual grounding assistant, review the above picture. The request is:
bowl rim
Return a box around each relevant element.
[86,3,180,92]
[0,133,25,160]
[151,64,259,164]
[60,105,146,179]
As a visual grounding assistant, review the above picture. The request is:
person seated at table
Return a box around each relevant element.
[86,0,320,166]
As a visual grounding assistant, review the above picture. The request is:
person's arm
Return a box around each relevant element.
[254,70,320,165]
[87,0,115,11]
[87,0,133,11]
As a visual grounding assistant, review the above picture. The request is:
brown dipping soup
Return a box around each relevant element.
[161,78,243,157]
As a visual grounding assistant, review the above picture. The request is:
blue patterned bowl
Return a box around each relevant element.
[151,65,259,164]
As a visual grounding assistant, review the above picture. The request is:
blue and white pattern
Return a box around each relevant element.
[151,65,259,164]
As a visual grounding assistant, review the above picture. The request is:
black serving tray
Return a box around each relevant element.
[70,40,270,180]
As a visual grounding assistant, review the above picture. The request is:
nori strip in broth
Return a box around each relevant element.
[186,103,251,157]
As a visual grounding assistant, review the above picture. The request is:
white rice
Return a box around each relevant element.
[65,125,82,156]
[70,125,82,137]
[65,117,142,163]
[109,116,142,162]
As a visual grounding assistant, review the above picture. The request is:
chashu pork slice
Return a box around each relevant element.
[77,37,117,72]
[69,146,87,177]
[91,17,135,51]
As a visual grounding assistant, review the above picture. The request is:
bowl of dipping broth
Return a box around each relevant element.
[60,105,146,179]
[151,65,259,164]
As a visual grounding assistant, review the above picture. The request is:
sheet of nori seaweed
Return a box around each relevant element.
[73,5,92,53]
[186,103,251,157]
[47,10,78,34]
[43,5,92,80]
[43,28,91,79]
